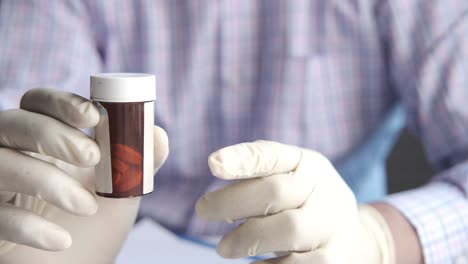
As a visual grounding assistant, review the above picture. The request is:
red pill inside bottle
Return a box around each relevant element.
[91,73,156,198]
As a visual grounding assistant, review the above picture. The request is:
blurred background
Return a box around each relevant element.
[387,129,434,193]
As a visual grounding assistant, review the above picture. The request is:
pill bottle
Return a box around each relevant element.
[90,73,155,198]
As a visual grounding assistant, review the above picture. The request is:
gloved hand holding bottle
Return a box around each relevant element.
[0,88,169,263]
[197,141,395,264]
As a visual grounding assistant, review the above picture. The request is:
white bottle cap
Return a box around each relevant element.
[90,73,156,102]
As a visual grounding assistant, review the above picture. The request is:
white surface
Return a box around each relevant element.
[116,220,250,264]
[91,73,156,102]
[456,253,468,264]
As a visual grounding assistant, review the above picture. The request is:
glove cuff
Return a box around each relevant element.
[359,204,396,264]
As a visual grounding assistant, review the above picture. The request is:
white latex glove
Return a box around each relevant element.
[196,141,394,264]
[0,88,168,264]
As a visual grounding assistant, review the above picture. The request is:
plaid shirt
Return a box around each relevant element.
[0,0,467,262]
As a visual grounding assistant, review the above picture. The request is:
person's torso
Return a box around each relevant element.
[88,0,403,234]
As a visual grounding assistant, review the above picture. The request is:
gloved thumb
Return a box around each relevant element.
[153,126,169,173]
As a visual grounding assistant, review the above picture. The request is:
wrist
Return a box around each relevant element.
[359,204,396,264]
[370,202,424,264]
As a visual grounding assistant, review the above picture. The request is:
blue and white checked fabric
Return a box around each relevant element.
[0,0,467,262]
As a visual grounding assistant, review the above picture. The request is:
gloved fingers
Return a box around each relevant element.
[0,191,16,204]
[251,255,286,264]
[0,204,72,251]
[250,253,293,264]
[197,150,334,222]
[208,140,302,180]
[0,109,100,167]
[251,250,330,264]
[153,125,169,173]
[217,210,314,259]
[0,148,98,216]
[20,88,100,128]
[196,171,314,222]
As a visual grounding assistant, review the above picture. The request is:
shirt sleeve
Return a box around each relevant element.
[0,0,103,111]
[376,1,468,262]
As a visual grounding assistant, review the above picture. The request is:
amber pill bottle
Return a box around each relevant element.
[91,73,155,198]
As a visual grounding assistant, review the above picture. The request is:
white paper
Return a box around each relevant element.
[116,219,250,264]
